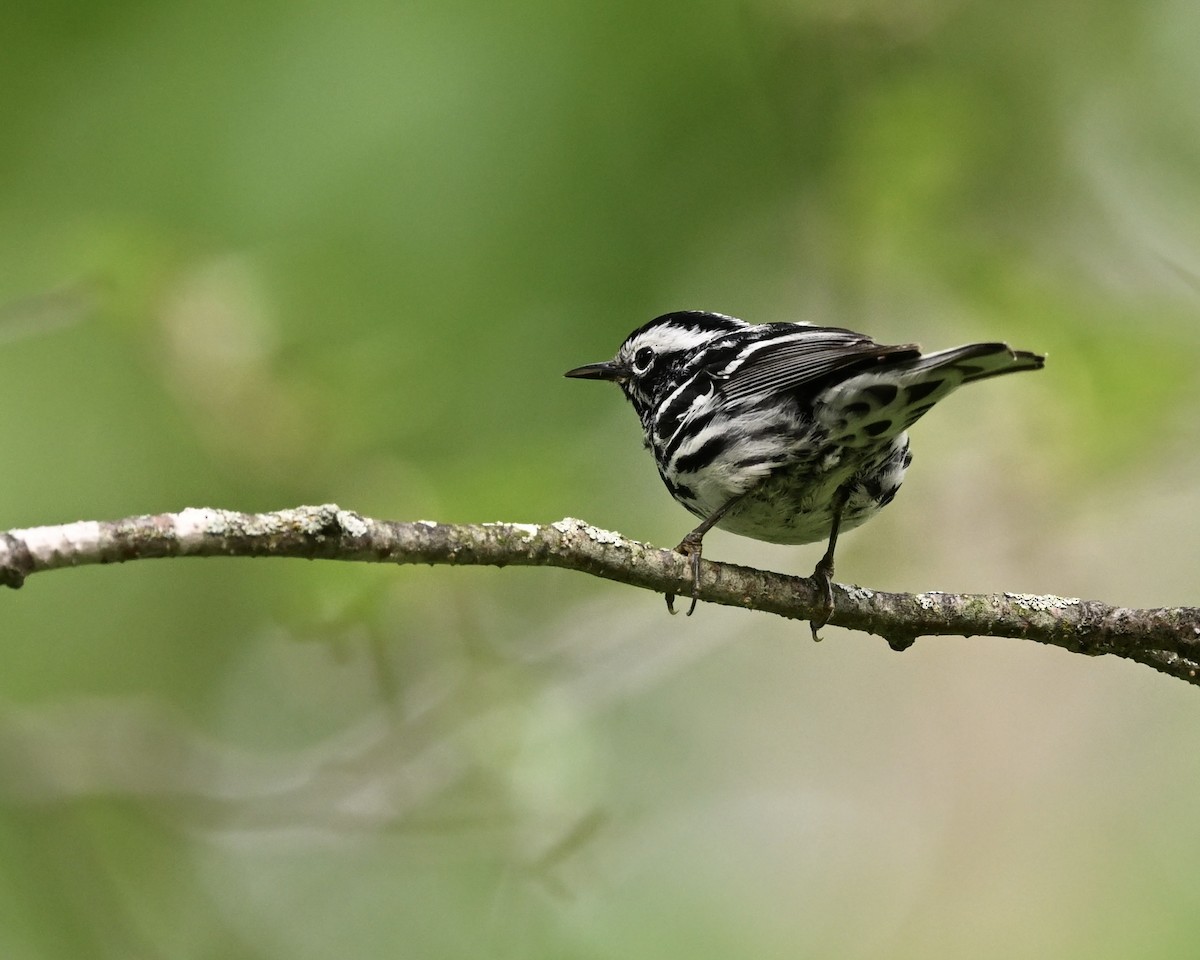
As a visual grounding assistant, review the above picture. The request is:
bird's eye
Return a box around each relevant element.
[632,347,655,373]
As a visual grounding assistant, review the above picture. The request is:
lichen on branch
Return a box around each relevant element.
[2,504,1198,686]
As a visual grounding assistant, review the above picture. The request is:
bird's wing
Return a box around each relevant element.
[717,326,921,404]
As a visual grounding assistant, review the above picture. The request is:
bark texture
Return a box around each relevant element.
[2,505,1197,685]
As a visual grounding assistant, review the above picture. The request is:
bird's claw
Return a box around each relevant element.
[808,557,835,641]
[664,534,703,616]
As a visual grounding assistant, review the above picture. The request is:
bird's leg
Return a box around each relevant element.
[808,485,851,641]
[665,494,746,616]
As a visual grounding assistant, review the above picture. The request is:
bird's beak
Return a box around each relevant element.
[564,360,627,383]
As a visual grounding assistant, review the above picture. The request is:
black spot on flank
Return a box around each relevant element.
[903,448,914,467]
[661,473,696,503]
[865,384,898,406]
[902,403,935,427]
[864,420,892,437]
[877,484,901,506]
[859,474,901,507]
[674,434,733,474]
[843,401,871,417]
[660,409,716,458]
[905,380,943,404]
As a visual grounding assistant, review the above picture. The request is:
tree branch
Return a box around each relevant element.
[2,504,1197,686]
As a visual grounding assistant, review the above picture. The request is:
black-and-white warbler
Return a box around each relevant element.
[565,310,1044,636]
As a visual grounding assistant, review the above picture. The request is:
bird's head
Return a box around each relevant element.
[564,311,745,418]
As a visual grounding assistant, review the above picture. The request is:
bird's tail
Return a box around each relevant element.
[821,341,1044,447]
[905,342,1045,384]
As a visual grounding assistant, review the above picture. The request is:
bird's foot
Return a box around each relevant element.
[664,532,704,616]
[808,556,835,641]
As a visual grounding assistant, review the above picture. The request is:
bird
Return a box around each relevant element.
[564,310,1044,638]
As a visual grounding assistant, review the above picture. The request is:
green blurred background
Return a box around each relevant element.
[2,0,1200,956]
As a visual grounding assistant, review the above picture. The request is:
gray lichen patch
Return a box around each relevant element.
[914,591,945,611]
[1003,592,1081,613]
[552,518,625,544]
[335,510,369,538]
[483,522,541,543]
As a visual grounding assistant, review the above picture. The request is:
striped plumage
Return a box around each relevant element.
[566,311,1044,633]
